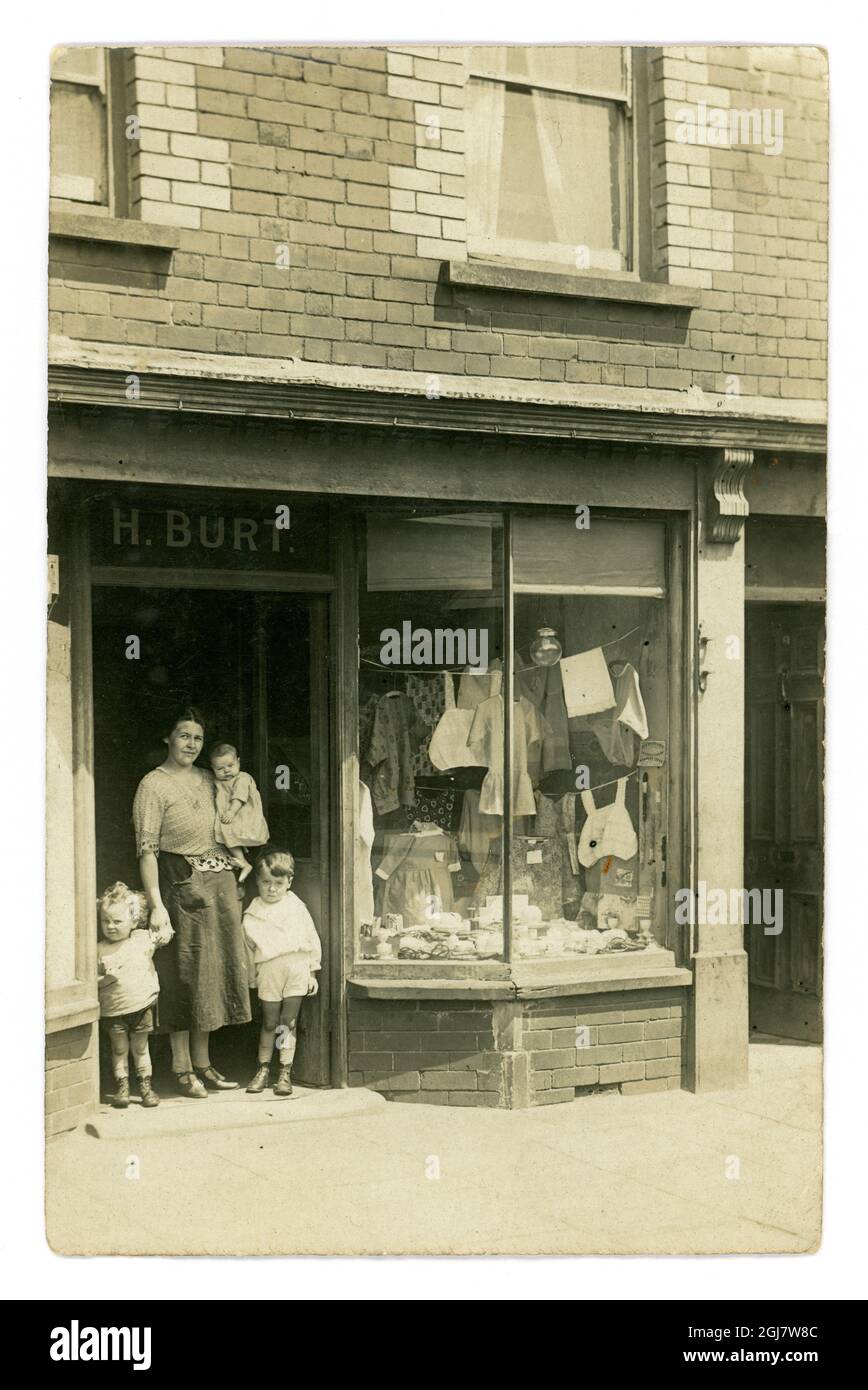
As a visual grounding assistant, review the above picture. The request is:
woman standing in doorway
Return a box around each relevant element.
[133,705,251,1098]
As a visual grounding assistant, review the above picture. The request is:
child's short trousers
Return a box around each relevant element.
[101,1004,155,1037]
[257,952,311,1003]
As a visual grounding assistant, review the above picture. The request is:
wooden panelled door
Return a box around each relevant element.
[745,603,824,1042]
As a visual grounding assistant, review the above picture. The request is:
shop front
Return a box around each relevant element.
[46,382,823,1124]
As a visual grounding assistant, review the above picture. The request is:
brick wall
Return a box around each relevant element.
[526,990,685,1105]
[348,991,686,1108]
[349,997,502,1106]
[46,1022,99,1136]
[49,43,827,403]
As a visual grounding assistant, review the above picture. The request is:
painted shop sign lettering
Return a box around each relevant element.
[91,499,331,574]
[113,508,287,553]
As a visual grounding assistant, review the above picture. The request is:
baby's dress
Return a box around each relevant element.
[213,770,269,848]
[375,825,461,927]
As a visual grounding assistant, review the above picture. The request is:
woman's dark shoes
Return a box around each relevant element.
[274,1066,293,1098]
[137,1075,160,1108]
[194,1065,239,1092]
[246,1064,270,1094]
[175,1070,208,1099]
[110,1077,130,1109]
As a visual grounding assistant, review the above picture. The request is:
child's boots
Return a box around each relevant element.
[137,1074,160,1108]
[111,1077,130,1109]
[274,1066,293,1098]
[246,1063,270,1094]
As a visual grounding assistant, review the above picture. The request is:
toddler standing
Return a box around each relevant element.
[209,742,269,882]
[97,882,173,1109]
[243,850,321,1098]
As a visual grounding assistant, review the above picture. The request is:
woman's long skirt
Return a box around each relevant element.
[156,852,252,1032]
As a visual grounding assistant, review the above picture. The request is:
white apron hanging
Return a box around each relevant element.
[578,777,638,867]
[428,672,488,771]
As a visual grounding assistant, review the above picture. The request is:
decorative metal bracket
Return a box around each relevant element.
[708,447,755,543]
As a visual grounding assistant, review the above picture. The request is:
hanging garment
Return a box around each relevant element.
[578,777,638,867]
[560,647,616,719]
[534,790,581,908]
[428,671,489,771]
[405,671,446,777]
[355,779,375,927]
[456,660,502,710]
[458,787,502,875]
[475,834,565,921]
[467,695,542,817]
[375,825,461,927]
[364,692,425,814]
[410,779,464,835]
[515,659,572,778]
[587,663,649,766]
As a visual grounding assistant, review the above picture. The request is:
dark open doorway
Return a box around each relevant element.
[91,584,331,1091]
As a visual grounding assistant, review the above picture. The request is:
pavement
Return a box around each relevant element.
[45,1036,821,1256]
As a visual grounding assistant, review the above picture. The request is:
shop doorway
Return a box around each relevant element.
[91,584,331,1088]
[745,602,824,1042]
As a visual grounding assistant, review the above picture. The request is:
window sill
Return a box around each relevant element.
[49,211,181,252]
[445,259,701,309]
[348,955,692,1000]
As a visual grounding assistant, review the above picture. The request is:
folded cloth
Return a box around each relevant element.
[560,648,615,719]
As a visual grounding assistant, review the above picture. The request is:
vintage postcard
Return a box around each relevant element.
[45,40,826,1257]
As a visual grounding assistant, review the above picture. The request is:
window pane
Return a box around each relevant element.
[510,515,670,962]
[357,510,506,966]
[467,78,628,269]
[497,86,626,262]
[50,82,108,203]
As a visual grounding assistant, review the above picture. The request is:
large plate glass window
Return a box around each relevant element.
[507,512,671,960]
[357,510,505,965]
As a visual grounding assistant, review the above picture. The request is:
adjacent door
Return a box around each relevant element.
[91,584,331,1085]
[745,603,824,1042]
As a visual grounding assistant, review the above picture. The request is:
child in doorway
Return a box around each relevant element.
[97,882,173,1109]
[243,850,321,1098]
[209,742,269,883]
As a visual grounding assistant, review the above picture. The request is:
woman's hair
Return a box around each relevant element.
[255,849,295,878]
[164,704,207,739]
[97,881,148,925]
[209,742,238,760]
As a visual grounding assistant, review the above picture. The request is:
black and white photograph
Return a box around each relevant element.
[0,0,858,1321]
[40,33,832,1261]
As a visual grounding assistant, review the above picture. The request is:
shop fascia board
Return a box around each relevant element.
[48,338,827,455]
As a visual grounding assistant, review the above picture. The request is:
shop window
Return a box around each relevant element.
[509,512,670,961]
[357,510,506,965]
[466,46,633,273]
[356,507,675,969]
